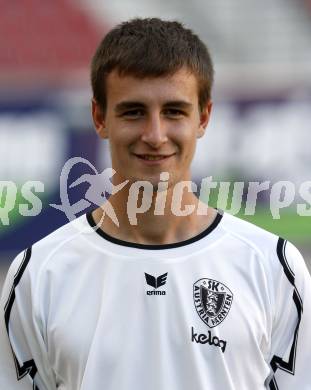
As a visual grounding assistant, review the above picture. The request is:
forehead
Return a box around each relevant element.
[105,68,199,105]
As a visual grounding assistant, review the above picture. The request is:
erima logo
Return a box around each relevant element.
[145,272,167,295]
[191,327,227,353]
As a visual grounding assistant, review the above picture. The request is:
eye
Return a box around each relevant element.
[163,108,185,118]
[121,109,145,118]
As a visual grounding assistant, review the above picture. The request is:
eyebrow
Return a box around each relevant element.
[115,101,145,113]
[114,100,193,113]
[163,101,193,110]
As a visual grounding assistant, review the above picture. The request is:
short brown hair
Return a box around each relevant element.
[91,18,214,112]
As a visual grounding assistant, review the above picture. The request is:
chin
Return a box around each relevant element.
[126,174,166,191]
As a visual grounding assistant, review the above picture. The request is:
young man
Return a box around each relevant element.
[0,18,310,390]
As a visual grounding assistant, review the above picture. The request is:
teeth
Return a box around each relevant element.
[142,155,164,160]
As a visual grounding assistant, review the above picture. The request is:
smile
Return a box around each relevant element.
[137,155,170,160]
[134,154,175,164]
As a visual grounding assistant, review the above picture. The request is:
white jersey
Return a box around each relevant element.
[1,211,311,390]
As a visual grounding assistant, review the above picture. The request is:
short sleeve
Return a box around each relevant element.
[267,238,311,389]
[0,248,56,390]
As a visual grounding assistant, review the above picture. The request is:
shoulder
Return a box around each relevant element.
[31,214,90,261]
[4,214,92,288]
[220,212,279,257]
[220,212,308,284]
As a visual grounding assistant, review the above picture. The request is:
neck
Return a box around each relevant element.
[92,183,217,245]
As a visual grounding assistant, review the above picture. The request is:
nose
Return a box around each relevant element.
[141,113,168,148]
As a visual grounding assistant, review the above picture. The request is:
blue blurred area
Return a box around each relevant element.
[0,93,102,255]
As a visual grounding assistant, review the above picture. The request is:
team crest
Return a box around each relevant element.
[193,278,233,328]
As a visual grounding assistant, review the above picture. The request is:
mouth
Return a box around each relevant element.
[133,153,175,164]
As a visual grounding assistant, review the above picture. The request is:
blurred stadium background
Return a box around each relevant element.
[0,0,310,289]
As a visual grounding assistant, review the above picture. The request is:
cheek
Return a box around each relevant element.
[175,127,197,156]
[184,142,196,161]
[108,127,133,150]
[111,121,142,145]
[180,135,197,165]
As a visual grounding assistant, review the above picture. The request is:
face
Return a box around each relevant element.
[92,68,212,189]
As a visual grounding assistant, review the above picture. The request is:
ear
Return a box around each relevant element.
[197,100,213,138]
[92,98,108,139]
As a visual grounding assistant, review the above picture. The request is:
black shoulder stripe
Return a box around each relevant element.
[3,247,40,389]
[276,239,294,285]
[4,248,32,323]
[269,238,303,388]
[269,376,279,390]
[276,238,303,310]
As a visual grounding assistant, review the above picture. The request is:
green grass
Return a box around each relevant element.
[237,209,311,243]
[201,180,310,244]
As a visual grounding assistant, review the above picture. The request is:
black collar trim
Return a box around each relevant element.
[86,209,223,250]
